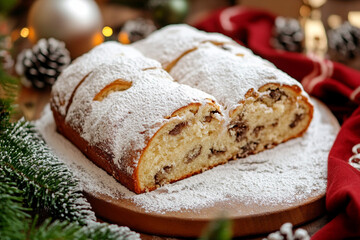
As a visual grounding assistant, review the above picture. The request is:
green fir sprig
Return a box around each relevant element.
[0,112,140,239]
[0,175,30,240]
[0,119,96,224]
[0,61,140,239]
[27,217,83,240]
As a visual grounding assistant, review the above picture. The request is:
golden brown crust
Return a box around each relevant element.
[65,73,91,115]
[165,47,198,72]
[165,41,233,72]
[93,79,133,101]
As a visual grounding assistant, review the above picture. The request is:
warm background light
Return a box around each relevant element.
[300,5,311,18]
[348,11,360,28]
[327,14,342,29]
[118,32,130,44]
[20,27,29,38]
[92,32,104,46]
[102,26,113,37]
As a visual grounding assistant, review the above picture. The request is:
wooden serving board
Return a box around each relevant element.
[86,191,325,238]
[84,99,340,238]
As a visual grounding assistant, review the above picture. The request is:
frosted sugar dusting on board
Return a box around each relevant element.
[35,99,338,214]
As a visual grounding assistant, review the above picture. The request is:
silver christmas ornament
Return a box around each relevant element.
[28,0,103,58]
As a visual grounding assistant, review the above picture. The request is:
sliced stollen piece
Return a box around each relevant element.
[170,43,314,158]
[132,24,235,71]
[134,24,313,159]
[51,41,143,117]
[51,55,229,194]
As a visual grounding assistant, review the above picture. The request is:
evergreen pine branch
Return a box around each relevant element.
[0,174,140,240]
[0,120,96,224]
[0,119,141,239]
[27,217,84,240]
[0,173,140,240]
[0,63,140,239]
[82,222,140,240]
[0,174,30,240]
[26,219,140,240]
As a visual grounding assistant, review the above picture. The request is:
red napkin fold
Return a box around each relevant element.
[194,6,360,239]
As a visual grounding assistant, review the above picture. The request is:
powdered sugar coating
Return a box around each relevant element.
[132,24,234,68]
[37,99,338,213]
[219,43,276,68]
[134,25,311,112]
[52,41,143,116]
[170,43,307,111]
[64,56,216,176]
[65,55,161,132]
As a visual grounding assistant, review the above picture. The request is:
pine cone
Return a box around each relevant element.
[328,21,360,61]
[120,18,157,43]
[263,223,310,240]
[16,38,71,89]
[272,17,304,52]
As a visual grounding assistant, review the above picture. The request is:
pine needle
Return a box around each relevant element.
[0,120,95,224]
[0,116,140,240]
[0,175,29,240]
[27,217,83,240]
[0,62,140,240]
[83,222,140,240]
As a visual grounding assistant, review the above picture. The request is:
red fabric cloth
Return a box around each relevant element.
[194,6,360,239]
[195,7,360,123]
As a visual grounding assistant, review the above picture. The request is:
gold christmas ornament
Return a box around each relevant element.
[28,0,103,58]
